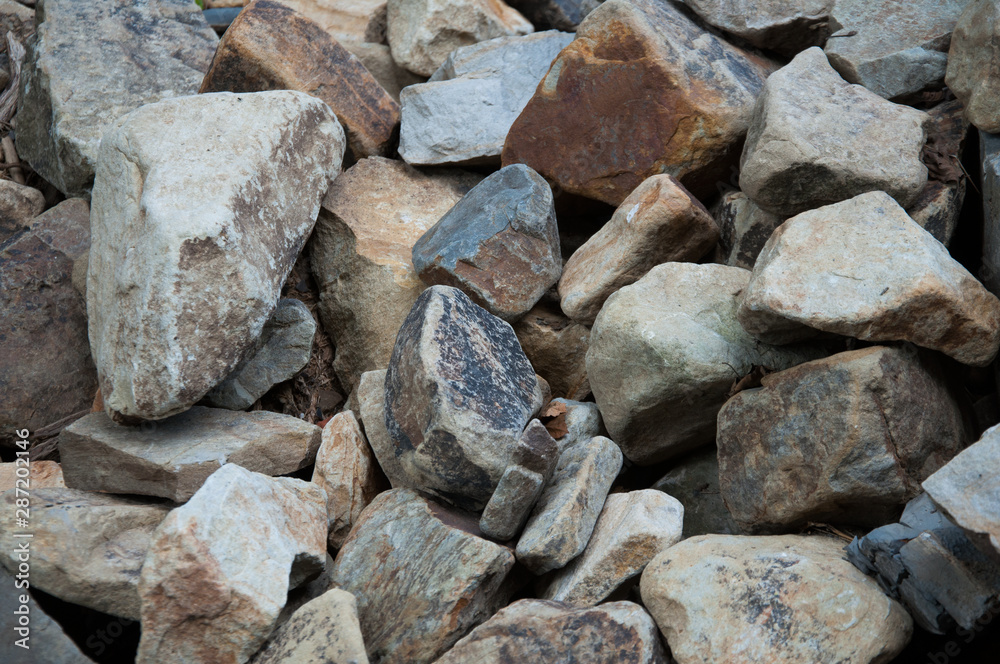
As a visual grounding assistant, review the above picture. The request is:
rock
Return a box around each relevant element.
[330,488,516,664]
[310,157,480,393]
[504,0,600,31]
[435,599,667,664]
[641,535,912,664]
[279,0,387,44]
[983,131,1000,297]
[137,464,328,664]
[540,398,603,452]
[387,0,533,77]
[558,174,719,325]
[88,91,344,421]
[587,263,820,465]
[200,0,400,159]
[711,190,785,270]
[343,41,426,101]
[652,447,739,537]
[825,0,970,100]
[516,435,622,574]
[412,164,561,321]
[737,191,1000,366]
[60,407,323,503]
[718,346,968,533]
[542,490,683,607]
[0,488,169,620]
[399,31,572,166]
[312,411,385,549]
[0,198,96,446]
[740,47,929,217]
[946,0,1000,133]
[357,368,410,489]
[0,460,66,492]
[16,0,218,197]
[251,589,369,664]
[502,0,777,206]
[0,179,44,242]
[908,99,970,247]
[679,0,832,57]
[513,302,591,400]
[384,286,543,510]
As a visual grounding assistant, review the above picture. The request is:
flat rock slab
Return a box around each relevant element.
[678,0,831,57]
[737,191,1000,366]
[946,0,1000,133]
[88,90,344,421]
[16,0,218,197]
[711,190,785,270]
[60,407,322,502]
[251,588,369,664]
[652,447,739,537]
[640,535,913,664]
[502,0,777,205]
[513,302,591,400]
[331,488,516,664]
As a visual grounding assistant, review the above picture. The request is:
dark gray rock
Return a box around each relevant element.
[504,0,601,31]
[907,99,969,247]
[711,190,785,270]
[679,0,832,57]
[981,131,1000,297]
[652,446,739,537]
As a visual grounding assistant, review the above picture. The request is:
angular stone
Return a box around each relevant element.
[310,157,480,393]
[16,0,218,197]
[385,286,543,510]
[0,179,44,242]
[357,368,410,490]
[652,447,739,537]
[88,91,344,421]
[737,192,1000,366]
[331,488,516,664]
[399,31,572,165]
[587,263,820,465]
[200,0,400,159]
[711,190,785,270]
[740,47,929,217]
[387,0,533,77]
[679,0,831,57]
[435,599,667,664]
[542,490,683,607]
[512,301,591,400]
[825,0,970,100]
[718,346,968,533]
[504,0,600,31]
[251,589,369,664]
[516,435,622,574]
[60,407,323,502]
[558,174,719,325]
[0,460,66,492]
[946,0,1000,133]
[0,198,96,446]
[137,464,328,664]
[502,0,777,206]
[412,164,561,321]
[0,488,169,620]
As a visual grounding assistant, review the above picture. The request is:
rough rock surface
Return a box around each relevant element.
[737,192,1000,366]
[137,464,328,664]
[502,0,777,205]
[679,0,832,57]
[343,40,426,101]
[653,447,739,537]
[711,190,785,270]
[558,174,718,325]
[718,346,968,533]
[505,0,600,31]
[60,407,323,502]
[251,589,370,664]
[542,398,604,452]
[279,0,387,43]
[88,91,344,421]
[330,489,516,664]
[641,535,913,664]
[357,368,410,489]
[16,0,218,197]
[0,179,45,241]
[513,301,591,400]
[0,460,66,492]
[740,48,928,217]
[947,1,1000,133]
[587,263,820,465]
[384,286,543,510]
[412,164,561,321]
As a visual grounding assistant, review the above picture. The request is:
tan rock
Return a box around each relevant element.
[252,588,369,664]
[356,368,411,489]
[0,179,45,241]
[512,300,591,400]
[343,41,426,102]
[0,460,65,492]
[946,0,1000,133]
[279,0,387,44]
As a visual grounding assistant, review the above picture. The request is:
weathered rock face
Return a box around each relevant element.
[502,0,777,206]
[558,174,718,325]
[587,263,820,465]
[0,179,44,241]
[739,48,929,217]
[399,31,572,165]
[16,0,218,197]
[711,190,785,270]
[679,0,832,57]
[513,302,591,400]
[718,346,968,533]
[412,164,561,321]
[357,369,411,489]
[330,489,516,664]
[0,460,66,492]
[200,0,400,159]
[387,0,533,77]
[0,198,96,446]
[642,535,913,664]
[384,286,543,510]
[505,0,601,31]
[310,157,480,393]
[652,447,739,537]
[252,589,370,664]
[737,192,1000,366]
[88,91,345,422]
[435,599,667,664]
[947,0,1000,133]
[0,488,169,620]
[137,464,328,664]
[60,407,322,503]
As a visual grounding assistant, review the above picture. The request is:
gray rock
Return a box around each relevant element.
[384,285,543,511]
[60,407,323,502]
[946,0,1000,133]
[512,302,591,400]
[740,47,929,217]
[505,0,601,31]
[0,179,44,242]
[516,435,622,574]
[679,0,832,57]
[711,190,785,270]
[981,131,1000,297]
[652,447,740,537]
[412,164,560,322]
[251,589,369,664]
[399,31,573,166]
[541,398,603,453]
[357,369,410,489]
[16,0,218,197]
[88,91,344,421]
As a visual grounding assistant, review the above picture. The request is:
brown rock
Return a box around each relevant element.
[344,41,426,102]
[512,300,591,400]
[0,179,45,242]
